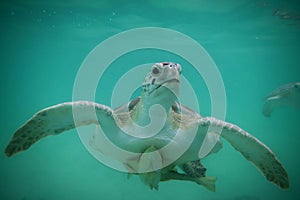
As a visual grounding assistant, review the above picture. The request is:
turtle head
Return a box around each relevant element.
[141,62,181,110]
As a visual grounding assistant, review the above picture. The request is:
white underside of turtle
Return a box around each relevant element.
[5,62,289,191]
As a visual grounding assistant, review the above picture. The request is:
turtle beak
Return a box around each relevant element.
[153,78,180,93]
[143,62,181,97]
[150,62,181,95]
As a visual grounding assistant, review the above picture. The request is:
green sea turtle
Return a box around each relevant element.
[263,82,300,117]
[4,62,289,191]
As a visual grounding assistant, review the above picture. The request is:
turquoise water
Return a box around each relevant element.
[1,0,300,199]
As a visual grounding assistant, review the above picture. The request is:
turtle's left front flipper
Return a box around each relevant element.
[5,101,114,157]
[201,117,289,189]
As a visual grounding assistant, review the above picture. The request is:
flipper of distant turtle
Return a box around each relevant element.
[4,62,289,191]
[263,82,300,117]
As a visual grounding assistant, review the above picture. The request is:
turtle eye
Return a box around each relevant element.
[152,67,160,75]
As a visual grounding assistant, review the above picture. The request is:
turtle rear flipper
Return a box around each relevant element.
[160,170,216,192]
[195,176,216,192]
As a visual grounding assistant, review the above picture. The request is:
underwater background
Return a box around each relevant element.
[1,0,299,199]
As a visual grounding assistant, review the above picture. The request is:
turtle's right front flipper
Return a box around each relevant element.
[5,101,114,157]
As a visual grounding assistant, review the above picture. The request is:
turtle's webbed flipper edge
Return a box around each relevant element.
[262,100,275,117]
[5,101,113,157]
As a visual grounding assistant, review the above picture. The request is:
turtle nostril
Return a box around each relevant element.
[169,63,177,68]
[161,62,179,69]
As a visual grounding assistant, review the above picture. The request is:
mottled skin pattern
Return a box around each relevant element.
[182,160,207,178]
[5,62,289,191]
